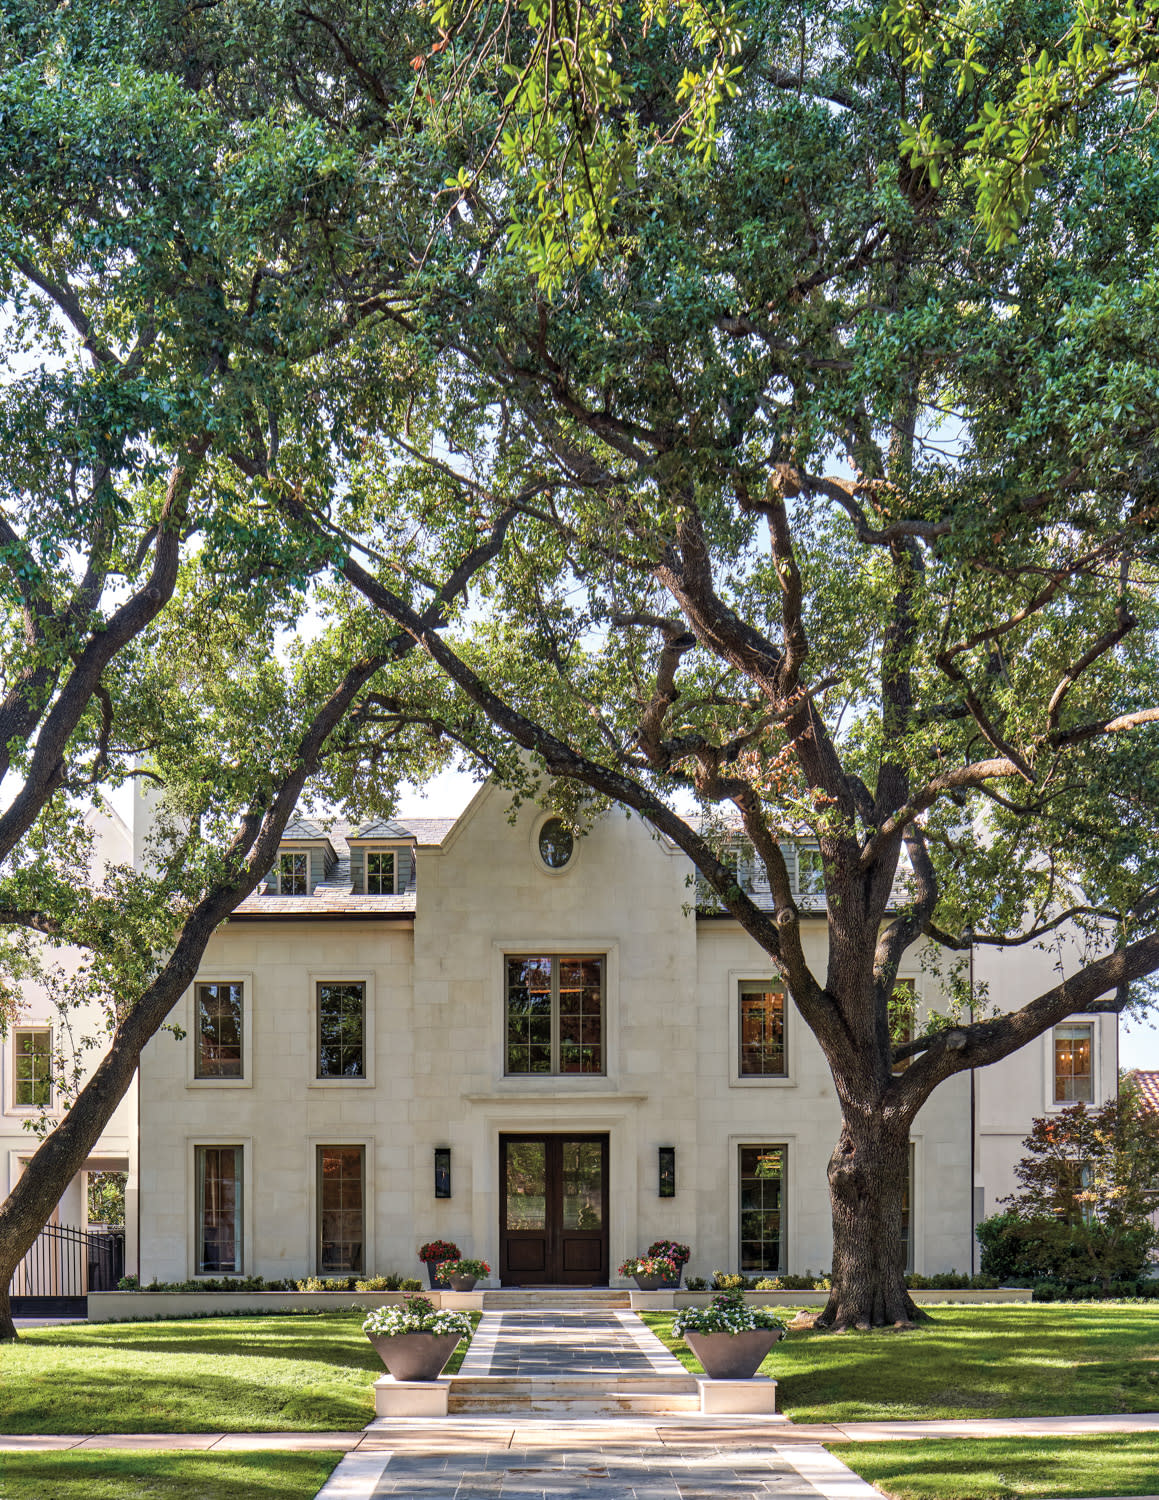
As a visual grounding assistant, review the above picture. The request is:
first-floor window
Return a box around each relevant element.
[1054,1022,1093,1103]
[317,982,366,1078]
[738,983,786,1076]
[195,983,244,1078]
[196,1145,243,1273]
[739,1144,786,1273]
[318,1145,365,1274]
[14,1028,51,1107]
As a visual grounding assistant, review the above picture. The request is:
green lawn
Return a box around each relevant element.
[0,1310,478,1433]
[640,1305,1159,1422]
[832,1434,1159,1498]
[0,1451,341,1500]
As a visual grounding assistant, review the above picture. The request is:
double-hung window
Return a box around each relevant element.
[195,983,243,1079]
[13,1028,51,1107]
[317,982,366,1078]
[276,852,308,895]
[738,983,786,1077]
[196,1145,243,1273]
[1054,1023,1093,1103]
[366,850,397,894]
[796,847,824,895]
[506,955,604,1075]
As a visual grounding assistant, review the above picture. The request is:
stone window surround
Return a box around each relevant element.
[306,1135,375,1276]
[186,1135,252,1280]
[529,811,583,878]
[1047,1016,1099,1112]
[7,1023,53,1114]
[308,970,376,1089]
[726,1133,800,1272]
[490,940,620,1091]
[185,971,254,1090]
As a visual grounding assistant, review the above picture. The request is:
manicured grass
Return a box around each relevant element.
[832,1434,1159,1498]
[0,1310,479,1433]
[640,1305,1159,1422]
[0,1451,341,1500]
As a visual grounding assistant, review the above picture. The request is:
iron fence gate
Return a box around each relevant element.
[10,1223,125,1314]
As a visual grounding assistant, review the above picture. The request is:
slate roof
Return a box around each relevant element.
[1133,1070,1159,1114]
[281,817,333,844]
[350,818,417,841]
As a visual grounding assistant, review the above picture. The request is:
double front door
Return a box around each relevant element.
[499,1134,609,1286]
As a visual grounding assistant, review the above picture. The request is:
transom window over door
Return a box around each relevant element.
[195,983,243,1078]
[506,956,604,1075]
[317,982,365,1078]
[739,1144,786,1273]
[1054,1023,1093,1102]
[317,1145,364,1274]
[738,983,785,1076]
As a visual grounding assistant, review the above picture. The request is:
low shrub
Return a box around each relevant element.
[685,1276,708,1291]
[112,1272,422,1294]
[977,1210,1153,1287]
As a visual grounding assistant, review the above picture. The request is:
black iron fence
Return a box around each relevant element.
[12,1223,125,1300]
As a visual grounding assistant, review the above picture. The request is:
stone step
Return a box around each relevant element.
[447,1374,700,1415]
[481,1289,631,1310]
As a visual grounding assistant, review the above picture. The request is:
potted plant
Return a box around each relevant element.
[437,1256,491,1292]
[648,1240,691,1288]
[417,1239,461,1289]
[363,1295,473,1381]
[673,1291,786,1379]
[619,1254,679,1291]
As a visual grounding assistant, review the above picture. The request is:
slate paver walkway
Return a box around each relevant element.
[458,1310,687,1379]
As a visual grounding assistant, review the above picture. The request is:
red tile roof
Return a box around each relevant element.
[1131,1070,1159,1114]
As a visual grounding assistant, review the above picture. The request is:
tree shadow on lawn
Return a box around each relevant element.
[0,1450,342,1500]
[24,1314,383,1373]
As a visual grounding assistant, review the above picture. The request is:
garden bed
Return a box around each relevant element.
[87,1288,484,1321]
[629,1288,1032,1310]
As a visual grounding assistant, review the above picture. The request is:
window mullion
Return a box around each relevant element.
[551,959,561,1074]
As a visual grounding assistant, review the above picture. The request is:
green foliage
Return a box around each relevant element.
[977,1211,1155,1287]
[85,1171,125,1227]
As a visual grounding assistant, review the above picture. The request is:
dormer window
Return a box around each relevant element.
[796,846,824,896]
[366,850,397,895]
[277,852,308,895]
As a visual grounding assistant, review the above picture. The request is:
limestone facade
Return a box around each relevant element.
[135,782,1119,1285]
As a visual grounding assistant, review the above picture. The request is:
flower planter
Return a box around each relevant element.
[447,1274,478,1292]
[682,1328,781,1380]
[633,1274,666,1291]
[425,1264,451,1290]
[366,1330,463,1381]
[658,1267,684,1289]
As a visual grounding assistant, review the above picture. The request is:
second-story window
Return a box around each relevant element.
[195,983,243,1079]
[277,852,308,895]
[796,847,824,895]
[14,1028,51,1107]
[738,983,786,1076]
[366,850,396,894]
[317,982,366,1078]
[506,956,604,1075]
[1054,1023,1093,1103]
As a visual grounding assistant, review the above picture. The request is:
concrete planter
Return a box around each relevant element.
[683,1328,781,1380]
[448,1275,477,1292]
[366,1330,462,1381]
[633,1274,666,1291]
[424,1264,450,1290]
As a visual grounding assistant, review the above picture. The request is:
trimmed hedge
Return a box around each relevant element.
[977,1210,1153,1288]
[116,1273,424,1293]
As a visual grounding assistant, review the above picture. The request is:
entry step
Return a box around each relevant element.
[482,1289,631,1310]
[447,1373,699,1414]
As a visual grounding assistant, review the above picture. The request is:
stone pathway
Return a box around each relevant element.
[458,1311,688,1378]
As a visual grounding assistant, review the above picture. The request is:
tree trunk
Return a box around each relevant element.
[0,1279,13,1343]
[815,1108,928,1330]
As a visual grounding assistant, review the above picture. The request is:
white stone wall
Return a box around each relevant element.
[135,783,1119,1285]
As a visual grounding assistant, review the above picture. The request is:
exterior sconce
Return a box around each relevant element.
[658,1146,675,1198]
[434,1147,451,1199]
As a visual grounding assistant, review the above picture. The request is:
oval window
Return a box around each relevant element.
[538,817,574,870]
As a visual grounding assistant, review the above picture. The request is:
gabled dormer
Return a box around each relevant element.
[699,837,826,909]
[266,818,338,895]
[347,819,417,895]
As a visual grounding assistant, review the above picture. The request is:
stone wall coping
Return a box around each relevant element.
[86,1288,485,1321]
[628,1287,1033,1310]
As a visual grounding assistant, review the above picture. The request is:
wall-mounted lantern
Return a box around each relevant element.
[434,1146,451,1199]
[658,1146,676,1198]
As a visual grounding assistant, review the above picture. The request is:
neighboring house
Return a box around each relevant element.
[1,804,139,1286]
[133,783,1119,1286]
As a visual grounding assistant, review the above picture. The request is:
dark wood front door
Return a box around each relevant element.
[499,1134,609,1286]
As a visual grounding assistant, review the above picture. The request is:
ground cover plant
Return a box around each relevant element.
[832,1434,1159,1499]
[0,1311,430,1432]
[640,1305,1159,1422]
[0,1452,341,1500]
